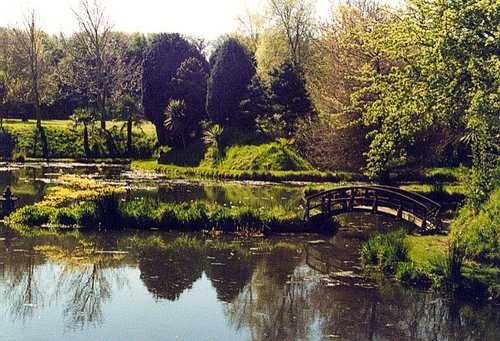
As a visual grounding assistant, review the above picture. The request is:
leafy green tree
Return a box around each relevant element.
[142,33,208,145]
[269,61,313,135]
[206,38,256,125]
[115,95,144,156]
[354,0,499,193]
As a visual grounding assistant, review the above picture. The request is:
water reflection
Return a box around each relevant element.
[0,226,498,340]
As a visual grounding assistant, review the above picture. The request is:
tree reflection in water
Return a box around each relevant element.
[138,241,204,300]
[204,245,257,303]
[224,241,499,341]
[4,250,43,321]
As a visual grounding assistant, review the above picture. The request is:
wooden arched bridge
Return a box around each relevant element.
[304,185,443,232]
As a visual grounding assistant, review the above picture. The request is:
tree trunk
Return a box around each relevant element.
[127,114,132,157]
[83,123,90,157]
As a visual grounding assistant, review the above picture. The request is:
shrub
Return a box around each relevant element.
[361,229,410,271]
[49,207,77,226]
[396,262,431,286]
[0,129,16,157]
[7,205,55,226]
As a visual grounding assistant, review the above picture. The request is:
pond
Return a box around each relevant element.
[0,163,498,340]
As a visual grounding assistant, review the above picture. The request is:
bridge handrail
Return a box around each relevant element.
[371,185,441,210]
[306,185,436,213]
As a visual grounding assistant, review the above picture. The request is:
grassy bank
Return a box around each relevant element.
[361,198,499,300]
[1,119,157,159]
[133,160,366,182]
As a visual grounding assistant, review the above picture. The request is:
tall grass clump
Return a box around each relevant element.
[450,187,499,264]
[361,229,410,271]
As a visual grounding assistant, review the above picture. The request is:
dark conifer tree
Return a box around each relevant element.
[206,38,255,125]
[142,33,209,145]
[269,61,313,129]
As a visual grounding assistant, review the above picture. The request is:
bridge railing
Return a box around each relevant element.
[305,185,442,231]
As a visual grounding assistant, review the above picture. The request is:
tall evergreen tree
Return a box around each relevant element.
[142,33,209,145]
[206,38,255,125]
[239,74,272,126]
[173,57,209,132]
[269,61,313,134]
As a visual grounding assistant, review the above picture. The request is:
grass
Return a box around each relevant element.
[2,119,157,159]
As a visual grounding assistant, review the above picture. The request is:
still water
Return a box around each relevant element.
[0,163,498,340]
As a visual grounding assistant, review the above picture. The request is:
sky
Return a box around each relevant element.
[0,0,398,40]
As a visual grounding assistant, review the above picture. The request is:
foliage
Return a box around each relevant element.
[206,38,256,125]
[7,198,310,234]
[37,174,125,207]
[352,0,499,187]
[142,33,208,144]
[201,123,224,167]
[173,57,209,127]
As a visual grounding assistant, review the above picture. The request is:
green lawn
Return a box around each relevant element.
[2,119,157,136]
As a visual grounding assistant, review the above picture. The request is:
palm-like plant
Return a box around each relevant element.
[116,95,144,156]
[164,99,188,148]
[70,108,95,157]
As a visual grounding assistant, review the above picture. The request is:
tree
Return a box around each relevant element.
[142,33,208,145]
[115,95,143,156]
[299,1,389,171]
[239,74,272,127]
[11,11,55,129]
[356,0,499,194]
[0,76,5,129]
[73,0,114,130]
[269,61,313,135]
[266,0,317,69]
[206,38,255,125]
[173,57,209,132]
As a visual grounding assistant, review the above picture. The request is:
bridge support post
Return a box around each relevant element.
[396,205,403,220]
[421,211,427,230]
[348,190,355,211]
[371,194,378,213]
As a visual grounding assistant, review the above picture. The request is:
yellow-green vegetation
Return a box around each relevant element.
[37,174,125,207]
[1,119,157,159]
